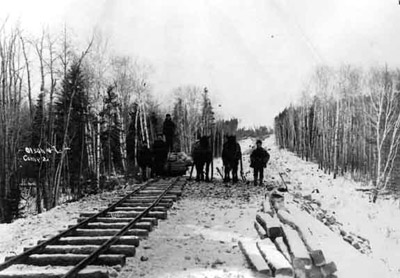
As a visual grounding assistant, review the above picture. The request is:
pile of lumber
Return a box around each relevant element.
[297,195,371,254]
[239,193,338,278]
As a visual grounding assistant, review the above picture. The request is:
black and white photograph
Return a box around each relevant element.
[0,0,400,277]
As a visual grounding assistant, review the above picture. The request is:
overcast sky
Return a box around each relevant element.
[2,0,400,127]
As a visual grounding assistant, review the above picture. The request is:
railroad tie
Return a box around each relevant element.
[238,240,272,276]
[0,178,183,278]
[256,239,293,277]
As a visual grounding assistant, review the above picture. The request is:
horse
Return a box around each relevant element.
[192,136,213,182]
[222,135,242,183]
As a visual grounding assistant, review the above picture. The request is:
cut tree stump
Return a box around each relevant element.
[256,239,293,277]
[238,240,272,276]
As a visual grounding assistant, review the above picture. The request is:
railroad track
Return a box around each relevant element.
[0,177,185,278]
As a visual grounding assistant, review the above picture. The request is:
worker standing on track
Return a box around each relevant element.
[162,114,176,152]
[137,140,152,181]
[152,134,169,177]
[250,139,270,186]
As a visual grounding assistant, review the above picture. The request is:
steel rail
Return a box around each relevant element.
[0,180,152,272]
[62,178,179,277]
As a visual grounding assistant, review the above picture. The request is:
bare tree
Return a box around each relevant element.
[365,67,400,202]
[172,85,203,154]
[0,23,26,222]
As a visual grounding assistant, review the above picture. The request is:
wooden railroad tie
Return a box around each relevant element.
[247,193,338,278]
[0,178,184,278]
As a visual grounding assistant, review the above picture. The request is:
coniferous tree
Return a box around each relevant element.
[100,85,123,176]
[55,61,89,199]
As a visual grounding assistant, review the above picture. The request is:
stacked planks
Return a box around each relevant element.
[239,193,338,278]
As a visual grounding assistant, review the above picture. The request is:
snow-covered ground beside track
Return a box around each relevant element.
[1,135,400,277]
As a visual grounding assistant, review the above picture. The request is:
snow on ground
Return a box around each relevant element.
[0,185,136,263]
[118,183,266,278]
[1,135,400,277]
[266,136,400,277]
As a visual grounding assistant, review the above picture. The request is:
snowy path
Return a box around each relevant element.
[265,136,400,277]
[1,135,400,277]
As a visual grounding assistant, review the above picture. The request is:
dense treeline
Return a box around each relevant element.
[236,126,273,140]
[275,65,400,202]
[0,23,235,223]
[171,86,240,157]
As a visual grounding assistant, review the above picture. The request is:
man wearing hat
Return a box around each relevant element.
[250,139,270,186]
[137,140,152,181]
[163,114,176,152]
[152,134,168,176]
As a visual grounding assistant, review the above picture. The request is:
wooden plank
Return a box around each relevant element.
[119,201,172,208]
[282,202,391,278]
[261,194,275,216]
[80,210,167,220]
[278,209,326,266]
[21,254,125,267]
[238,240,272,276]
[121,196,176,202]
[138,190,182,196]
[25,245,136,257]
[321,261,338,277]
[272,236,291,263]
[38,236,139,247]
[84,222,153,231]
[136,193,178,201]
[72,228,148,237]
[306,266,324,278]
[0,265,111,278]
[113,206,167,212]
[254,221,267,239]
[256,214,283,239]
[281,224,312,268]
[256,239,293,277]
[78,217,158,226]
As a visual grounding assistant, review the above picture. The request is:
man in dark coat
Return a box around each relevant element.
[137,141,152,181]
[163,114,175,152]
[250,139,270,186]
[152,134,168,176]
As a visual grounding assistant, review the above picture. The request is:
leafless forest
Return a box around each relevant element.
[0,23,271,223]
[275,65,400,202]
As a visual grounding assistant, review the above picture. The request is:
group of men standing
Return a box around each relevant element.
[137,114,176,180]
[137,113,271,185]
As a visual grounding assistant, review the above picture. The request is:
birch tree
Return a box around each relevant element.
[365,67,400,202]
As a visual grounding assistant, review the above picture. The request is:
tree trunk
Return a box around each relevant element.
[333,98,340,178]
